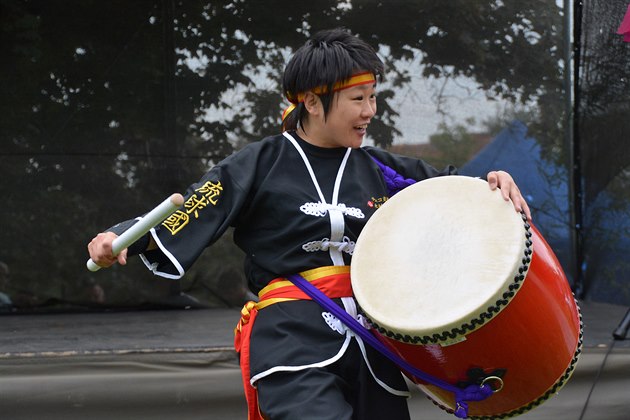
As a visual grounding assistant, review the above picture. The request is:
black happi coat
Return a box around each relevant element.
[121,131,455,386]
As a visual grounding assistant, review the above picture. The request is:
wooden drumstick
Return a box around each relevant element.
[86,193,185,272]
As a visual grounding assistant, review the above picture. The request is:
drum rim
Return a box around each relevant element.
[361,212,534,346]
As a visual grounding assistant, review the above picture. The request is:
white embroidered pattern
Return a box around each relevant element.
[283,131,351,266]
[302,236,355,255]
[322,311,371,336]
[300,202,365,219]
[322,312,346,334]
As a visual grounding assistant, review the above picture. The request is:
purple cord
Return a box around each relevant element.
[288,274,494,419]
[370,156,417,195]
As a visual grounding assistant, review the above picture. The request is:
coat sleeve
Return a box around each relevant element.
[135,142,265,279]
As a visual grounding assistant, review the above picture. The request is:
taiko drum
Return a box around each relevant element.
[351,176,582,419]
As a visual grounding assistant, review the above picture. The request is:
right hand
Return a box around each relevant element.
[87,232,128,268]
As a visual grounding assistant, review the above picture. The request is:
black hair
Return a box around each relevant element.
[282,28,385,131]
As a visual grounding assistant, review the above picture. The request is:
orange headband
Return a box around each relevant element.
[282,72,376,122]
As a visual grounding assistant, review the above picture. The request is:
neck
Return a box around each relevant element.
[296,125,314,144]
[297,123,338,149]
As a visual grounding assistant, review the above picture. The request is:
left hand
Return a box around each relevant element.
[486,171,532,221]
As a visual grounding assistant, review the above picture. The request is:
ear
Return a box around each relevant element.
[302,91,322,116]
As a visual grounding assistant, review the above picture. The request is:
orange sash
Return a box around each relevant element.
[234,266,353,420]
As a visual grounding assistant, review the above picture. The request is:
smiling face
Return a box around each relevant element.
[298,82,378,149]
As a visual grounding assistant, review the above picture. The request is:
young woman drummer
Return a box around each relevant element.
[88,28,530,420]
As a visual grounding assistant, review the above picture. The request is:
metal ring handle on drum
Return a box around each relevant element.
[481,376,504,393]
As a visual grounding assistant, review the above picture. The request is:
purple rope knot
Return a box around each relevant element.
[453,384,494,418]
[370,156,416,195]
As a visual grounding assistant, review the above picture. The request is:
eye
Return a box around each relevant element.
[353,94,376,101]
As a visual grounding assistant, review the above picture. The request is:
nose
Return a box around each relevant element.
[361,99,376,118]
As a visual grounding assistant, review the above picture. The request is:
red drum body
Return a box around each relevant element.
[351,176,582,419]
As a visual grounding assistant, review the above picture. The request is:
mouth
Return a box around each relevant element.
[354,124,368,133]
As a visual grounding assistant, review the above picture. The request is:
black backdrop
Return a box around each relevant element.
[1,0,628,313]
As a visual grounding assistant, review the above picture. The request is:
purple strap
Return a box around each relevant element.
[370,156,417,196]
[287,274,494,419]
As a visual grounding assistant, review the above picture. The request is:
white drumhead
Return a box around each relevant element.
[351,176,530,343]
